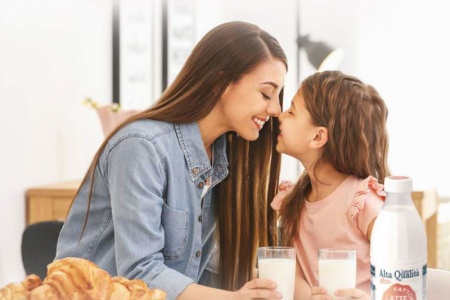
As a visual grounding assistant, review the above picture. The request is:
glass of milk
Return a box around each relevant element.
[258,247,296,300]
[318,248,356,299]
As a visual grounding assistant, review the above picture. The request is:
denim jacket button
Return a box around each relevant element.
[198,215,202,222]
[195,250,202,257]
[192,168,199,175]
[198,181,204,189]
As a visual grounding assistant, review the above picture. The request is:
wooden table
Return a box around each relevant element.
[26,180,81,225]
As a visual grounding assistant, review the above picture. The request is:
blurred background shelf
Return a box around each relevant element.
[25,180,80,226]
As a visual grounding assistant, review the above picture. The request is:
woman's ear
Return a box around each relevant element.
[310,127,328,148]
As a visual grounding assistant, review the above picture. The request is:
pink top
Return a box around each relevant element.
[271,176,385,293]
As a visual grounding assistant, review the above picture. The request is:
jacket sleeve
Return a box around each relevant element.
[104,136,194,299]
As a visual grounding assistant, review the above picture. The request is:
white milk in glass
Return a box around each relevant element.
[259,258,296,300]
[319,259,356,299]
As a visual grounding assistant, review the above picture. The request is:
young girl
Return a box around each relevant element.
[272,71,389,300]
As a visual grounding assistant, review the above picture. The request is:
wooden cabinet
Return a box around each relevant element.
[26,180,81,225]
[412,190,439,268]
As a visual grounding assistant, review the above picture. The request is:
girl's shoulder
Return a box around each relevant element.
[336,176,385,207]
[348,176,385,227]
[354,176,385,200]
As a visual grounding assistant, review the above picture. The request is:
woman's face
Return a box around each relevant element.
[276,90,319,160]
[217,57,286,141]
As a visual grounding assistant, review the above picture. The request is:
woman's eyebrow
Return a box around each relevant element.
[260,81,279,89]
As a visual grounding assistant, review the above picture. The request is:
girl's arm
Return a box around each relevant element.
[366,217,377,241]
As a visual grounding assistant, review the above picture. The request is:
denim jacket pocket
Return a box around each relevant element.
[161,203,189,260]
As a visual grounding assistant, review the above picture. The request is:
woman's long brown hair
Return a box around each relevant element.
[72,21,287,290]
[279,71,390,246]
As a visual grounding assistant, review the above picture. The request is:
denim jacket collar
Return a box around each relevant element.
[174,122,228,182]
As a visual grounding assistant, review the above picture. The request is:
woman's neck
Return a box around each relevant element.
[306,163,349,203]
[198,113,225,161]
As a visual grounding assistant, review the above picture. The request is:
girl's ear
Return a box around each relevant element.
[310,127,328,149]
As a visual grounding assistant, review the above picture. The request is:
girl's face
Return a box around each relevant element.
[277,90,320,160]
[217,58,286,141]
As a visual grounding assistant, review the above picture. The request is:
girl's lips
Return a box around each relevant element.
[277,128,283,138]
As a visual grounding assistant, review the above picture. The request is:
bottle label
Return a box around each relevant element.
[370,263,427,300]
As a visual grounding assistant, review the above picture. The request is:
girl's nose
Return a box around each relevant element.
[278,111,286,122]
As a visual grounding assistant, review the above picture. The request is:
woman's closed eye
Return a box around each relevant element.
[261,92,271,100]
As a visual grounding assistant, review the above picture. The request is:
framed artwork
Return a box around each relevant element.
[112,0,196,108]
[113,0,162,109]
[162,0,196,89]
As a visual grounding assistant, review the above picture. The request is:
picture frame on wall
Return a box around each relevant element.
[162,0,196,89]
[112,0,196,109]
[112,0,162,109]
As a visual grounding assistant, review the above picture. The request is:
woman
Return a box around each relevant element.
[56,21,288,300]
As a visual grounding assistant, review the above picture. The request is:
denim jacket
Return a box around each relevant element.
[55,120,229,300]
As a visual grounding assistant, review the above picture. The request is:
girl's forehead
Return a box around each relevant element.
[291,90,305,106]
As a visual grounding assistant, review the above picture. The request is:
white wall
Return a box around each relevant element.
[300,0,450,195]
[0,0,449,287]
[354,1,450,196]
[0,0,112,285]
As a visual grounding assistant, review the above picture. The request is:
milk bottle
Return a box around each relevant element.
[370,176,427,300]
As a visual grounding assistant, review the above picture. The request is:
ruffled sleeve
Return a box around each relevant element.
[350,176,386,237]
[270,180,294,212]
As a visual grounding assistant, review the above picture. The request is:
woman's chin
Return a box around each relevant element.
[235,131,259,141]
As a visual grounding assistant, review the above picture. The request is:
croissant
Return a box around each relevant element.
[0,257,166,300]
[0,274,42,299]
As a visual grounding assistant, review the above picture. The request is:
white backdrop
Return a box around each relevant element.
[0,0,111,284]
[0,0,449,286]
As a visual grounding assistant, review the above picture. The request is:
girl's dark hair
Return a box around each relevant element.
[72,21,288,290]
[279,70,390,246]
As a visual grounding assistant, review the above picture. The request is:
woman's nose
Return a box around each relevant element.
[267,99,282,117]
